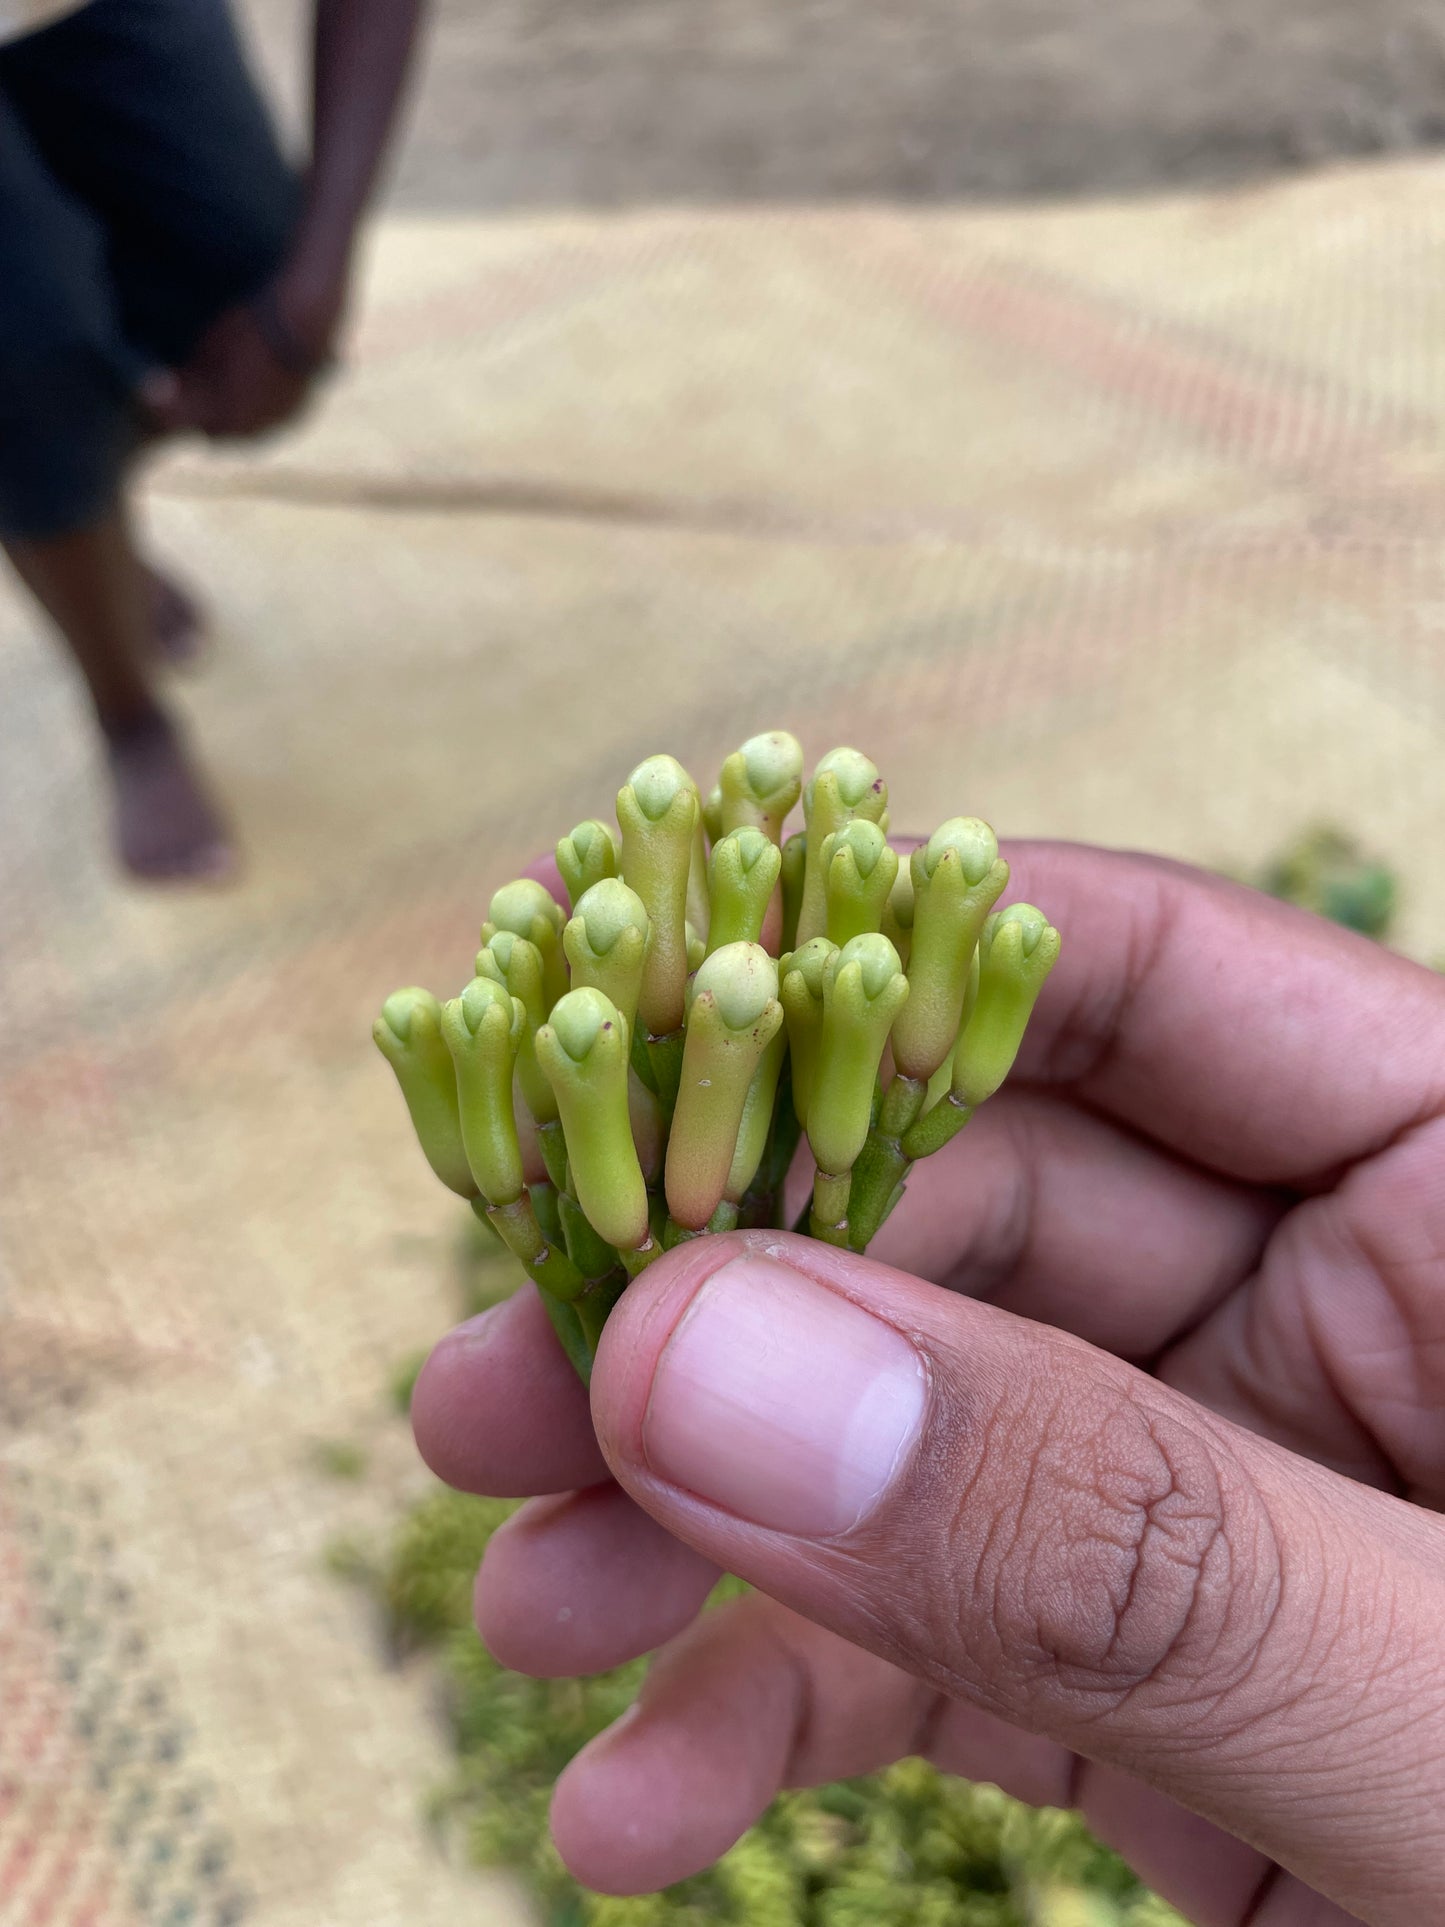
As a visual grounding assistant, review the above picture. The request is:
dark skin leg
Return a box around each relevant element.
[5,500,234,881]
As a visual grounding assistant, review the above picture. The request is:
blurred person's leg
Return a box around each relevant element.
[0,0,300,880]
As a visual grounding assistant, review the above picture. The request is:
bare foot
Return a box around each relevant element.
[144,564,206,665]
[103,709,238,883]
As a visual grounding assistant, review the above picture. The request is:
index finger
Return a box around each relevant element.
[1005,841,1445,1182]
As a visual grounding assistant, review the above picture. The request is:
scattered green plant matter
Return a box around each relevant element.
[1256,825,1397,938]
[309,1437,368,1480]
[349,1483,1182,1927]
[375,735,1061,1379]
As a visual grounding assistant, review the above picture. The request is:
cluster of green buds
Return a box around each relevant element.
[374,735,1061,1379]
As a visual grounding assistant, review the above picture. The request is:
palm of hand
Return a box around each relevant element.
[412,845,1445,1927]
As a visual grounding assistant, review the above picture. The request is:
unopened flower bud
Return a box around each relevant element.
[665,944,783,1230]
[951,904,1061,1107]
[807,934,909,1176]
[439,977,526,1205]
[563,878,649,1036]
[476,930,557,1124]
[796,747,888,945]
[717,730,805,843]
[373,987,475,1197]
[617,754,699,1038]
[821,820,899,948]
[890,818,1009,1082]
[481,878,568,1010]
[779,935,837,1128]
[556,820,619,907]
[707,827,783,953]
[536,988,649,1251]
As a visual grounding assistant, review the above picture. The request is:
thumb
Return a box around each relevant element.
[590,1231,1445,1923]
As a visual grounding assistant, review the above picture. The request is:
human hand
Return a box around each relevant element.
[410,842,1445,1927]
[141,255,343,441]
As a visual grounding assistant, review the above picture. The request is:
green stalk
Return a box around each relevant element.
[477,1194,585,1301]
[844,1073,925,1251]
[538,1293,594,1382]
[558,1190,620,1282]
[809,1167,852,1246]
[644,1026,686,1111]
[899,1093,974,1161]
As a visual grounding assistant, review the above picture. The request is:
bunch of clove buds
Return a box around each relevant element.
[375,735,1060,1379]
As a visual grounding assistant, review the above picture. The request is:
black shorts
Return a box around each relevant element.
[0,0,300,540]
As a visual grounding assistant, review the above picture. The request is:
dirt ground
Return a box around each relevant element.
[239,0,1445,207]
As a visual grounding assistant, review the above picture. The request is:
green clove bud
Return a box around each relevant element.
[476,930,557,1124]
[717,730,805,843]
[617,754,699,1039]
[685,776,711,941]
[779,935,837,1128]
[665,943,783,1230]
[556,820,619,906]
[796,747,888,945]
[563,878,649,1036]
[821,820,899,948]
[535,988,649,1252]
[439,977,527,1206]
[879,861,915,968]
[779,830,807,955]
[707,827,783,954]
[481,878,568,1011]
[373,987,476,1197]
[807,935,910,1178]
[889,818,1009,1082]
[951,903,1061,1107]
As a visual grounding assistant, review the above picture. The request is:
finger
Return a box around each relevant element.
[475,1483,718,1677]
[522,850,568,907]
[591,1231,1445,1925]
[554,1592,1312,1927]
[411,1284,608,1496]
[551,1593,918,1894]
[872,1086,1279,1360]
[1000,842,1445,1183]
[1160,1109,1445,1496]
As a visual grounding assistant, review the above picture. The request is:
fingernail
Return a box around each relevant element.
[642,1255,927,1538]
[442,1306,506,1348]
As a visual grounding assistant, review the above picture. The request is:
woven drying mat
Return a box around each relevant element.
[3,156,1445,1925]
